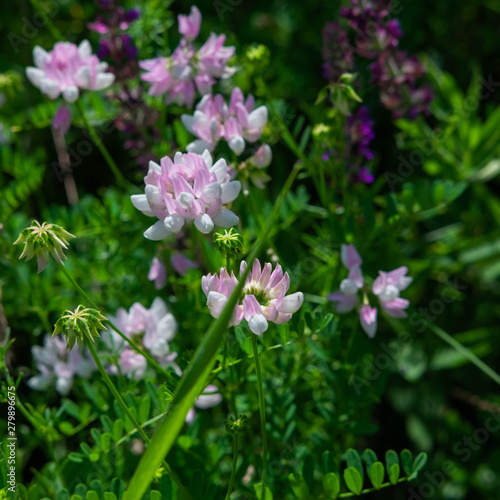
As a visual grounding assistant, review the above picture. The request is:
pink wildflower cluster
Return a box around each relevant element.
[181,87,268,156]
[131,151,241,240]
[26,41,115,103]
[28,334,96,396]
[140,6,235,108]
[202,260,304,336]
[328,244,412,337]
[103,298,180,380]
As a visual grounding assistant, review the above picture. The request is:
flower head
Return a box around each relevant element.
[28,334,96,395]
[131,150,241,240]
[14,220,75,273]
[139,6,235,107]
[102,298,180,379]
[53,305,108,350]
[26,41,115,102]
[202,260,304,336]
[181,88,268,155]
[328,244,412,337]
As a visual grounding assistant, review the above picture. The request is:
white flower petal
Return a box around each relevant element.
[221,181,241,204]
[131,194,154,216]
[164,214,185,233]
[213,208,239,228]
[194,213,214,234]
[277,292,304,314]
[40,78,60,99]
[186,139,212,154]
[94,72,115,90]
[75,66,91,87]
[209,158,228,184]
[33,46,50,68]
[248,314,268,336]
[228,136,245,155]
[26,67,44,87]
[181,114,195,134]
[78,40,92,58]
[144,221,169,240]
[201,182,222,204]
[148,161,162,174]
[248,106,268,129]
[201,149,213,168]
[62,85,79,103]
[145,185,164,209]
[206,291,228,317]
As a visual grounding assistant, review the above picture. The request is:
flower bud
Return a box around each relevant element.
[14,220,75,273]
[225,414,249,435]
[53,305,107,351]
[213,228,245,259]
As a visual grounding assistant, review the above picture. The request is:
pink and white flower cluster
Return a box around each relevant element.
[131,151,241,240]
[328,244,412,337]
[103,298,180,380]
[139,6,235,108]
[26,40,115,103]
[202,260,304,335]
[28,334,96,396]
[181,87,268,155]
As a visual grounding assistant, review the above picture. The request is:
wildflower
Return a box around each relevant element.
[102,298,180,379]
[27,334,96,395]
[26,41,115,102]
[181,88,268,155]
[14,220,75,273]
[236,144,272,195]
[328,244,412,337]
[53,305,108,351]
[139,6,235,108]
[131,151,241,240]
[148,257,167,289]
[202,260,304,336]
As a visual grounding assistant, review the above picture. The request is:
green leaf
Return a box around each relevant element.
[322,472,340,498]
[388,463,400,485]
[362,449,378,471]
[385,450,399,471]
[149,492,161,500]
[100,432,111,453]
[139,396,151,423]
[289,473,310,498]
[85,493,99,500]
[408,453,428,480]
[103,494,117,500]
[368,462,384,490]
[343,467,363,495]
[400,449,413,476]
[346,449,364,481]
[112,419,123,442]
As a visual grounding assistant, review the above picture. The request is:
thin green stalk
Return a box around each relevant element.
[84,336,192,499]
[74,100,127,188]
[224,435,239,500]
[252,334,268,499]
[59,264,172,389]
[427,322,500,387]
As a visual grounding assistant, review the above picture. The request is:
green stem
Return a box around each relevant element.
[84,336,191,499]
[74,100,127,188]
[224,435,239,500]
[59,264,172,390]
[427,321,500,387]
[251,334,268,499]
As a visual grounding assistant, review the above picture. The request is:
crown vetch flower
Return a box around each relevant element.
[202,260,304,336]
[14,220,75,273]
[26,41,115,103]
[131,150,241,240]
[139,6,235,107]
[328,244,412,337]
[102,298,180,379]
[181,87,268,155]
[53,305,108,351]
[148,257,167,289]
[28,334,96,396]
